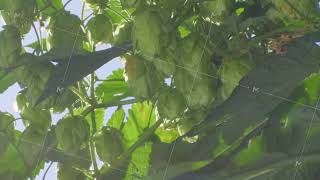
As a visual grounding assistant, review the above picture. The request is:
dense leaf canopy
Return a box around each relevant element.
[0,0,320,179]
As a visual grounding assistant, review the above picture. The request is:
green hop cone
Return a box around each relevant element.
[125,55,153,98]
[179,34,213,72]
[85,0,108,9]
[47,11,85,58]
[132,9,164,57]
[113,21,133,46]
[185,76,217,109]
[157,87,186,120]
[0,112,15,154]
[94,127,123,164]
[0,0,36,34]
[124,55,146,80]
[15,53,55,105]
[18,125,46,167]
[152,33,178,76]
[0,25,22,67]
[177,109,207,136]
[55,116,90,153]
[20,106,51,130]
[87,14,113,44]
[173,69,194,95]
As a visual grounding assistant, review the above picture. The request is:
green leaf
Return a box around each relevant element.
[0,144,25,176]
[125,142,152,180]
[0,71,15,94]
[121,101,155,148]
[77,108,105,134]
[96,69,132,103]
[107,108,125,130]
[105,0,130,25]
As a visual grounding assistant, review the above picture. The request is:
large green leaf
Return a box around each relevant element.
[121,102,155,179]
[107,107,125,130]
[96,69,132,103]
[125,142,152,180]
[121,101,155,148]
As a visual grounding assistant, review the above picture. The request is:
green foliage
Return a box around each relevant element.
[0,0,36,34]
[94,127,123,163]
[96,69,132,103]
[55,116,90,153]
[87,14,113,44]
[0,25,22,68]
[1,0,320,179]
[47,11,85,57]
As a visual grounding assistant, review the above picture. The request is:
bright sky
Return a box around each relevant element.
[0,0,124,179]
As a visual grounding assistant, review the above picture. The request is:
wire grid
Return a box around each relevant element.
[3,1,320,180]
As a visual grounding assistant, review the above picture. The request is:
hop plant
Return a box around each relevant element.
[132,9,165,57]
[0,25,22,67]
[124,55,162,98]
[87,14,113,44]
[0,112,15,154]
[47,11,85,58]
[157,87,186,120]
[15,53,55,105]
[113,21,133,45]
[55,116,90,153]
[18,125,46,167]
[0,0,36,34]
[94,127,123,164]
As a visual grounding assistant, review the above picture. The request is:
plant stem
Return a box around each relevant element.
[90,67,97,133]
[69,86,91,104]
[81,98,142,116]
[31,23,44,55]
[89,139,99,178]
